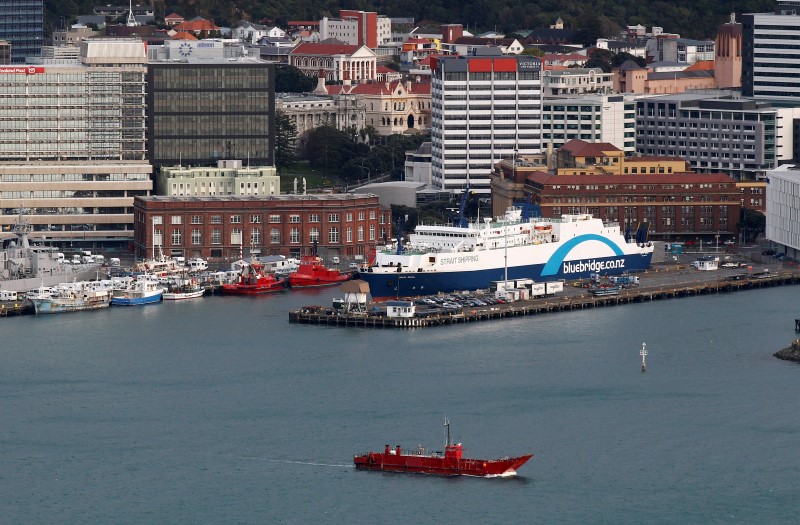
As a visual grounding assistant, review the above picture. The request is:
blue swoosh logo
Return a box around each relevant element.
[541,234,625,276]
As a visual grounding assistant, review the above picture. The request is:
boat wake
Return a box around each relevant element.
[233,456,353,468]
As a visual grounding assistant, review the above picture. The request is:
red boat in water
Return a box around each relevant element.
[288,255,351,288]
[354,419,533,477]
[221,260,285,295]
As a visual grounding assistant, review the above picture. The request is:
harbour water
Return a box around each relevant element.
[2,287,800,523]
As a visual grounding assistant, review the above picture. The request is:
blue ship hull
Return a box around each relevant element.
[110,292,163,306]
[359,253,653,299]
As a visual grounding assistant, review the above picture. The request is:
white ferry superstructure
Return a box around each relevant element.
[359,208,653,299]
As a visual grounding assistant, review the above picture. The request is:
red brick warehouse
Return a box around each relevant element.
[133,194,388,261]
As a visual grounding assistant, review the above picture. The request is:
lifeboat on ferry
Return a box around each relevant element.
[534,224,552,231]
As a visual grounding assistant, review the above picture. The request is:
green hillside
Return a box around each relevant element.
[46,0,775,40]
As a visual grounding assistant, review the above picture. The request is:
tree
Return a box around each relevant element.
[275,65,316,93]
[274,111,297,169]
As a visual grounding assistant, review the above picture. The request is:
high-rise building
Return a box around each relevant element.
[0,0,43,63]
[147,40,275,168]
[635,93,800,181]
[766,164,800,257]
[743,1,800,100]
[0,39,151,246]
[430,49,542,195]
[541,94,638,153]
[320,10,391,48]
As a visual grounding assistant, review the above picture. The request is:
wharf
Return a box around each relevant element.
[288,269,800,329]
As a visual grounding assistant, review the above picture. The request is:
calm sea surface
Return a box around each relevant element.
[2,286,800,524]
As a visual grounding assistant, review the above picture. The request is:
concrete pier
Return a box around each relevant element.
[289,269,800,329]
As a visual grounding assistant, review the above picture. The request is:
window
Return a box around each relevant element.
[231,228,243,245]
[328,213,339,222]
[191,229,201,245]
[309,214,320,223]
[210,215,222,224]
[310,227,319,243]
[358,211,365,221]
[211,229,222,244]
[290,227,300,243]
[191,215,202,224]
[358,225,364,241]
[231,215,242,224]
[154,229,163,246]
[270,228,280,244]
[369,225,375,241]
[346,213,353,222]
[269,214,280,223]
[289,214,300,223]
[171,229,182,245]
[152,216,163,225]
[346,227,353,243]
[251,214,262,223]
[250,228,261,245]
[329,227,339,243]
[171,215,182,225]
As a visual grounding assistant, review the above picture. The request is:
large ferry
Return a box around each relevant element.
[359,207,653,299]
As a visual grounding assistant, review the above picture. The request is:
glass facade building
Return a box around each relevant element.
[147,62,275,167]
[0,0,43,63]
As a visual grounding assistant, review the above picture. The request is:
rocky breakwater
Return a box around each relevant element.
[775,339,800,363]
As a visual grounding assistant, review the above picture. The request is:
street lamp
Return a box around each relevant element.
[359,159,371,183]
[715,233,720,253]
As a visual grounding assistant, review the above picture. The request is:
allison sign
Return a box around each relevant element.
[0,66,44,75]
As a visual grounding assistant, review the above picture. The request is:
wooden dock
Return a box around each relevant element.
[289,271,800,329]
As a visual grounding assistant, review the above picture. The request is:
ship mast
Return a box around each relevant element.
[444,417,451,448]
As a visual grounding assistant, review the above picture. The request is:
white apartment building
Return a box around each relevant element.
[541,68,613,97]
[765,164,800,258]
[157,161,280,197]
[541,94,637,153]
[0,39,152,246]
[320,11,391,48]
[743,1,800,100]
[431,50,542,195]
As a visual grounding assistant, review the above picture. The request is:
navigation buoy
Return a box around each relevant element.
[640,342,648,372]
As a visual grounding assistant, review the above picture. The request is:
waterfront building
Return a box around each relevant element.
[743,1,800,100]
[147,39,275,167]
[0,39,151,246]
[765,164,800,257]
[635,93,800,181]
[133,194,386,261]
[521,171,741,241]
[541,94,637,153]
[430,49,542,195]
[0,0,43,63]
[157,161,280,197]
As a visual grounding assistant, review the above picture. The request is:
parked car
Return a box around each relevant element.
[721,262,740,269]
[762,248,777,256]
[724,239,736,246]
[774,253,786,259]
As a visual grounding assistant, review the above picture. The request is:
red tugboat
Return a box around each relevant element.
[288,255,351,288]
[354,419,533,477]
[221,260,285,295]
